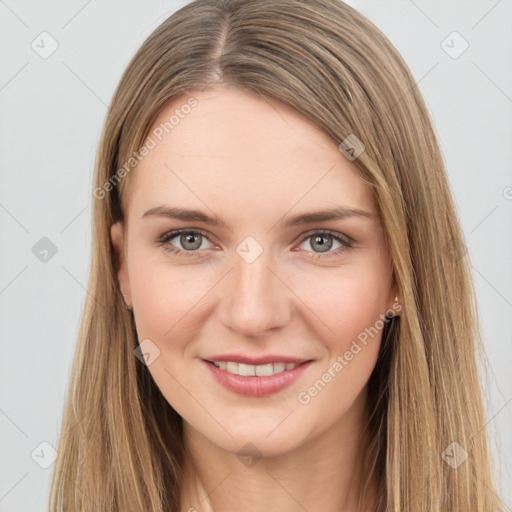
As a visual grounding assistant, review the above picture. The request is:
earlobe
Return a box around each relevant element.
[392,295,401,316]
[110,222,124,255]
[387,285,401,318]
[389,292,401,318]
[110,222,131,305]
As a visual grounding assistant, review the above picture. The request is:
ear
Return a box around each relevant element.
[110,221,131,306]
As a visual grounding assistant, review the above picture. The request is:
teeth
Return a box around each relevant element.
[255,363,273,376]
[273,362,285,373]
[239,363,255,376]
[226,361,238,374]
[211,361,300,376]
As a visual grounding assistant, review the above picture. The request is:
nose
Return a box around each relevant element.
[217,249,292,338]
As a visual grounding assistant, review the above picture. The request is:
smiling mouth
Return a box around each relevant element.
[204,360,311,377]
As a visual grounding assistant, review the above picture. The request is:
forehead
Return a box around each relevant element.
[127,86,374,219]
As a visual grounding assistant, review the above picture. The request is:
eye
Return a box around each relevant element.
[296,230,353,258]
[157,229,215,258]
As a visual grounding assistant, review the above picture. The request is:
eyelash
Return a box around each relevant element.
[156,228,354,259]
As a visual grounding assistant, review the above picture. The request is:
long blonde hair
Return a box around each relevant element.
[49,0,505,510]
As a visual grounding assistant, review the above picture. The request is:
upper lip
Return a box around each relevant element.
[203,354,312,365]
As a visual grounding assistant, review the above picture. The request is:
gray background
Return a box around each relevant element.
[0,1,510,510]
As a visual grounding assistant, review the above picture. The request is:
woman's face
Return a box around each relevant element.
[111,85,397,457]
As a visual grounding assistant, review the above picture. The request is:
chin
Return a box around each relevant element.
[217,430,305,460]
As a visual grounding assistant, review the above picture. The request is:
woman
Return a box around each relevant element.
[49,0,506,510]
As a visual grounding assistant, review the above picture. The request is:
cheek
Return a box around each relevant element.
[127,250,213,342]
[130,273,178,340]
[291,258,391,349]
[288,259,389,402]
[127,259,214,416]
[293,274,387,426]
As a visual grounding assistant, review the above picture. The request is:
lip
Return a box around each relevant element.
[203,354,311,365]
[201,358,314,397]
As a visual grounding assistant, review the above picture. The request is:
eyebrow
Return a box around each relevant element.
[142,205,376,229]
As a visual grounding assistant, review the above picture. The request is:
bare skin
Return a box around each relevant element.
[111,85,398,511]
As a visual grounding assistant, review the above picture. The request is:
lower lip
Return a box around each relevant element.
[202,359,313,397]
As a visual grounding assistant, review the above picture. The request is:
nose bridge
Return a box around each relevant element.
[219,238,291,336]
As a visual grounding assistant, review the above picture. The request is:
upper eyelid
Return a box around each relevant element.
[160,228,217,245]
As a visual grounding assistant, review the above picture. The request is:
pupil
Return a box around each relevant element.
[182,233,201,250]
[312,234,332,253]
